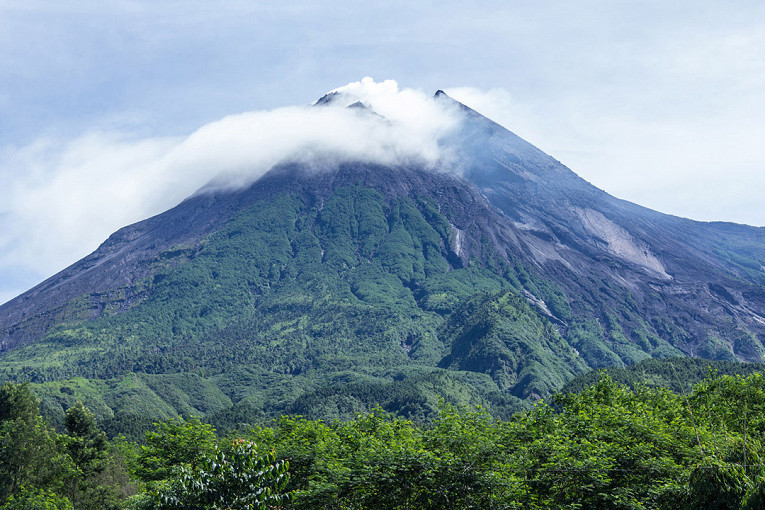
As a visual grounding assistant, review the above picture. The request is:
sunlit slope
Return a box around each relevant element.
[1,92,763,429]
[4,164,590,428]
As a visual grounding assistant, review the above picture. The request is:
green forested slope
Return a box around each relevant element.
[2,185,586,431]
[561,356,765,394]
[2,168,763,434]
[2,95,765,439]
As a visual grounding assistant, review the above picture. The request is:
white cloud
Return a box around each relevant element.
[446,85,765,227]
[0,78,462,301]
[0,132,179,277]
[169,79,461,191]
[2,68,764,306]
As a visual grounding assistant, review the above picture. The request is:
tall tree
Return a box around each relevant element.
[136,417,217,482]
[64,402,109,477]
[62,401,122,510]
[135,439,289,510]
[0,383,71,504]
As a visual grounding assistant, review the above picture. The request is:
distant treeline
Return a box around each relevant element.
[5,362,765,508]
[560,356,765,394]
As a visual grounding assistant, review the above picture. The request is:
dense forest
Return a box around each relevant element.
[0,189,593,423]
[6,173,763,428]
[3,96,765,509]
[4,362,765,509]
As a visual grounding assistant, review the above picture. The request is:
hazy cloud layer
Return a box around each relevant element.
[0,78,462,302]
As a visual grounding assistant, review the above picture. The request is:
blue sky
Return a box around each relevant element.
[1,0,764,304]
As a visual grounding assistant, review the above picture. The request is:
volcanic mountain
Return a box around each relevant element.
[1,90,764,430]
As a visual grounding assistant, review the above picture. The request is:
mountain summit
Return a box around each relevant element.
[1,89,763,427]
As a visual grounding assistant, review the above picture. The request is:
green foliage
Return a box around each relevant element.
[562,357,765,395]
[440,291,587,397]
[0,382,39,422]
[684,461,751,509]
[134,440,289,510]
[61,401,125,509]
[0,383,73,503]
[247,374,765,509]
[136,417,217,482]
[0,488,73,510]
[538,377,700,508]
[285,368,525,423]
[742,477,765,510]
[64,401,109,476]
[0,384,129,508]
[7,373,765,508]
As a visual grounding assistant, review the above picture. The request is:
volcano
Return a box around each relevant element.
[1,89,763,429]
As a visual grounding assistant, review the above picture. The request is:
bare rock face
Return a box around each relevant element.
[1,91,764,376]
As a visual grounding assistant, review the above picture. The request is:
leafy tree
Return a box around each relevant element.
[742,477,765,510]
[423,402,522,509]
[0,383,72,503]
[0,488,73,510]
[64,401,109,476]
[134,439,289,509]
[135,417,217,482]
[0,382,39,422]
[62,401,121,509]
[684,461,751,509]
[517,376,704,508]
[267,406,516,509]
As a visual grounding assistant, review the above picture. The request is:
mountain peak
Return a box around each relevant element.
[1,81,764,427]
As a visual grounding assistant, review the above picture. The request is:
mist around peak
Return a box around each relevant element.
[198,77,465,192]
[0,78,471,298]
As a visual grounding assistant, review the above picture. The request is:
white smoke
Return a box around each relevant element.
[0,78,463,300]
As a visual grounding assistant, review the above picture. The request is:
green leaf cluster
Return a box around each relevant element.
[0,383,132,510]
[133,439,289,510]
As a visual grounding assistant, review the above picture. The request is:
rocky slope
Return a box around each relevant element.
[0,91,763,425]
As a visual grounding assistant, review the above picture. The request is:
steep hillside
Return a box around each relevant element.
[0,91,763,429]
